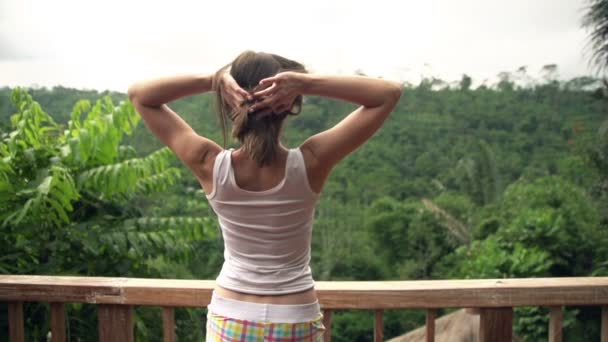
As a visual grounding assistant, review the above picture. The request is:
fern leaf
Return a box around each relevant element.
[135,168,181,193]
[77,147,179,197]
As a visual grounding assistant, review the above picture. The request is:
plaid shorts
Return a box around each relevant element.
[206,311,325,342]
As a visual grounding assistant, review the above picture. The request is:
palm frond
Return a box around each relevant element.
[582,0,608,74]
[421,198,471,244]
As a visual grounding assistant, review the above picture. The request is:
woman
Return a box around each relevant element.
[128,51,402,341]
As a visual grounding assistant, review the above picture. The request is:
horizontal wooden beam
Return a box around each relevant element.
[0,276,607,309]
[317,278,608,309]
[0,275,215,306]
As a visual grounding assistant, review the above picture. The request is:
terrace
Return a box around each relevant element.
[1,276,607,341]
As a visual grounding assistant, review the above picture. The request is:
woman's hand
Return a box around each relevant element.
[215,70,251,111]
[250,72,308,115]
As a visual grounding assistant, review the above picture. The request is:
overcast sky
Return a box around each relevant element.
[0,0,594,92]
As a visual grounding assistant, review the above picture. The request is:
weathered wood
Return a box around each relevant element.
[374,310,384,342]
[1,275,608,309]
[549,306,563,342]
[0,275,215,306]
[2,276,608,341]
[8,301,24,342]
[465,307,480,315]
[425,309,437,342]
[316,278,608,309]
[162,307,175,342]
[602,306,607,342]
[98,304,133,342]
[479,307,513,342]
[323,309,332,342]
[50,303,66,342]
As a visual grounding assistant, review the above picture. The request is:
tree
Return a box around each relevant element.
[459,74,472,91]
[582,0,608,277]
[583,0,608,74]
[453,139,503,206]
[0,89,215,340]
[448,176,604,341]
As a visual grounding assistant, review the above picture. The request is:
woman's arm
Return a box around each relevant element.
[252,73,401,111]
[304,74,402,109]
[299,75,403,165]
[127,74,217,169]
[127,73,248,172]
[252,73,402,188]
[128,74,213,107]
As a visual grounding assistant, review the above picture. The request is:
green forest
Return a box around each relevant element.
[1,66,607,340]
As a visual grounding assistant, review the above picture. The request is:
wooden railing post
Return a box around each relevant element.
[479,307,513,342]
[51,303,66,342]
[549,306,563,342]
[8,301,24,342]
[602,306,607,342]
[323,309,332,342]
[374,310,384,342]
[162,307,175,342]
[426,309,437,342]
[98,305,133,342]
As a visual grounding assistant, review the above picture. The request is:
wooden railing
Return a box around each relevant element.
[1,276,608,341]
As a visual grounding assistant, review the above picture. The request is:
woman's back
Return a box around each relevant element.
[229,146,289,192]
[207,147,319,295]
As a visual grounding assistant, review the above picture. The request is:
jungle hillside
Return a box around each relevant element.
[1,64,607,340]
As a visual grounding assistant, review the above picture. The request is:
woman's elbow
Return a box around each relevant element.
[385,81,403,106]
[127,82,144,103]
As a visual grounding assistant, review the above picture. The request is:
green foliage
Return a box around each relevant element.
[588,119,608,219]
[447,176,604,341]
[498,176,603,275]
[451,237,552,279]
[330,311,374,342]
[366,197,457,279]
[0,89,215,340]
[452,139,503,205]
[514,306,579,342]
[588,121,608,276]
[312,199,388,280]
[1,71,607,341]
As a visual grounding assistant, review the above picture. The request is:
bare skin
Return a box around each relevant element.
[230,146,289,192]
[128,68,402,304]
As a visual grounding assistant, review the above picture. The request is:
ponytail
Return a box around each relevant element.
[214,51,307,166]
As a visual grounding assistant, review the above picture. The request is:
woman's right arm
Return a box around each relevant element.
[252,73,402,192]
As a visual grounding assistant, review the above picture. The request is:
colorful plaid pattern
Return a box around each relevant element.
[206,311,325,342]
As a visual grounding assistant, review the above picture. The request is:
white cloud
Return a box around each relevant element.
[0,0,594,91]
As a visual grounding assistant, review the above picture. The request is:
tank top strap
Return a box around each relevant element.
[205,149,233,200]
[286,148,303,175]
[284,148,318,196]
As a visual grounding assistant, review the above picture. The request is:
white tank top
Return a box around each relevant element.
[206,148,320,295]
